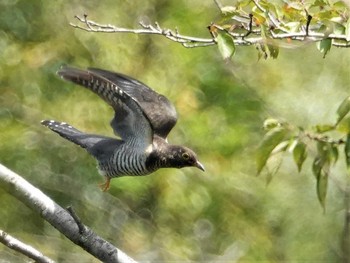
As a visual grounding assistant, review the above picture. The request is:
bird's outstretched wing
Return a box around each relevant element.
[87,68,178,139]
[57,66,152,148]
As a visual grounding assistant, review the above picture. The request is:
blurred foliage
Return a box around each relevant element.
[213,0,350,59]
[0,0,350,262]
[257,97,350,211]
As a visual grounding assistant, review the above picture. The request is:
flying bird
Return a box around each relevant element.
[42,66,204,191]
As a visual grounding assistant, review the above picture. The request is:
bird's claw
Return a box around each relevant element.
[99,178,111,192]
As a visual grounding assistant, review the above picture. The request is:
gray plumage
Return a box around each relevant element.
[42,66,204,190]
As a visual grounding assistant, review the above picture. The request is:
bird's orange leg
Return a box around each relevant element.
[99,177,111,192]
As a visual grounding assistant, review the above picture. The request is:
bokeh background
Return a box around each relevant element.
[1,0,350,262]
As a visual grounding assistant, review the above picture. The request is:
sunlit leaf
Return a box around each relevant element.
[316,38,332,58]
[314,124,335,133]
[265,152,284,185]
[271,140,290,154]
[293,140,307,172]
[263,118,282,131]
[346,18,350,42]
[256,127,288,175]
[216,31,235,60]
[336,97,350,125]
[312,142,329,177]
[285,22,301,32]
[332,22,345,35]
[333,1,348,9]
[337,116,350,134]
[252,11,267,26]
[220,6,237,15]
[312,156,323,178]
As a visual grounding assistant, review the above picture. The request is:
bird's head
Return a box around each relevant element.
[168,145,205,171]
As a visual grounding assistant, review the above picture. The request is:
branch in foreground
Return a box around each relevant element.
[0,163,137,263]
[0,230,54,263]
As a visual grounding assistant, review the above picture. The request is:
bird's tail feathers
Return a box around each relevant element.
[41,120,119,155]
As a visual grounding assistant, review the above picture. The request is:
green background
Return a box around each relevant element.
[1,0,350,262]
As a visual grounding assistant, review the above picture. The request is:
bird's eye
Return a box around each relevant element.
[182,152,190,160]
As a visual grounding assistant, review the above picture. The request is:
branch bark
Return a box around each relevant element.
[0,163,138,263]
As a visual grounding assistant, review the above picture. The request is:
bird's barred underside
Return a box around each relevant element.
[101,145,150,177]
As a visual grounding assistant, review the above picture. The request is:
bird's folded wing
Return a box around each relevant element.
[87,68,178,139]
[57,66,152,148]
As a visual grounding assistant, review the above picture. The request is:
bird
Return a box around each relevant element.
[41,66,204,191]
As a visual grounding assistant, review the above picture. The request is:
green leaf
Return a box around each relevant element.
[267,44,279,59]
[316,39,332,58]
[312,141,329,177]
[265,152,284,185]
[344,134,350,168]
[293,140,307,172]
[256,127,288,175]
[216,32,235,60]
[337,116,350,134]
[336,96,350,125]
[220,6,237,15]
[314,124,335,133]
[263,118,281,131]
[312,156,323,179]
[330,144,339,165]
[316,170,328,213]
[346,18,350,42]
[312,141,331,211]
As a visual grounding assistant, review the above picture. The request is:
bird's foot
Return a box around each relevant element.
[99,178,111,192]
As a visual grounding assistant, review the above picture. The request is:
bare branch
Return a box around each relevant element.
[71,15,216,48]
[0,230,55,263]
[0,163,138,263]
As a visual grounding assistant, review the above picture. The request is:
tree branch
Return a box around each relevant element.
[70,14,216,48]
[0,230,55,263]
[70,14,350,49]
[0,163,138,263]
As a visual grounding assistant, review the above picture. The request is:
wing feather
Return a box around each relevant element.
[57,66,152,148]
[87,68,178,139]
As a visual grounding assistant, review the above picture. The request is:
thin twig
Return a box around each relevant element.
[0,230,55,263]
[305,133,345,145]
[66,206,86,235]
[305,15,312,37]
[71,15,216,48]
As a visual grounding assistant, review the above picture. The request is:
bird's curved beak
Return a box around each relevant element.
[195,161,205,172]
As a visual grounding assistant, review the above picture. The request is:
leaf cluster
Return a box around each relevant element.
[213,0,350,60]
[258,96,350,210]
